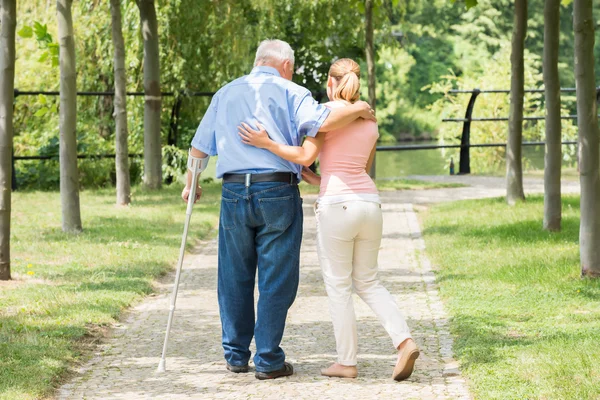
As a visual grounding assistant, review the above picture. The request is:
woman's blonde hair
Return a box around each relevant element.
[328,58,361,103]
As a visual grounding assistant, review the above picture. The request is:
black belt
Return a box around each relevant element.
[222,172,298,185]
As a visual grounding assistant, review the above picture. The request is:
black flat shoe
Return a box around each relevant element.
[226,363,249,373]
[255,362,294,380]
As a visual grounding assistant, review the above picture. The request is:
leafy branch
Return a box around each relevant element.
[450,0,478,9]
[18,22,59,67]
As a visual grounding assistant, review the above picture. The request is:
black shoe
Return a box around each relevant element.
[255,362,294,380]
[226,363,249,373]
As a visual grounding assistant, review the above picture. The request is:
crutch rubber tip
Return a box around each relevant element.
[157,359,166,373]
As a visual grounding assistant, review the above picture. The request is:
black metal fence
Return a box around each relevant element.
[12,89,216,189]
[426,87,600,174]
[13,88,215,159]
[12,86,597,186]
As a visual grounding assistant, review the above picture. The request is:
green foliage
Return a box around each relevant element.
[450,0,479,9]
[12,0,592,186]
[162,144,187,183]
[362,45,438,140]
[16,25,32,38]
[17,21,59,67]
[248,0,366,93]
[14,0,381,188]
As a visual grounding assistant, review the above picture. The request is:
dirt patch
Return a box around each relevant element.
[0,275,58,288]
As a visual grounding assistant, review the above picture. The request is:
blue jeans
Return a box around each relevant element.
[218,182,302,372]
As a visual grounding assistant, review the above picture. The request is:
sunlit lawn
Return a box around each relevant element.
[422,195,600,400]
[0,184,221,400]
[376,178,465,191]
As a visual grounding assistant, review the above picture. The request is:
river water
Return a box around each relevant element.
[375,141,578,178]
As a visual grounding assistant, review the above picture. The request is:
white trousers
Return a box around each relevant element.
[315,200,412,366]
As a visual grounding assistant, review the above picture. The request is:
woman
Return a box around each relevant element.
[237,58,419,380]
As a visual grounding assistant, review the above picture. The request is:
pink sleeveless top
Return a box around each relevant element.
[318,101,379,198]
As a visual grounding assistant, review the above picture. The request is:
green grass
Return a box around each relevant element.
[298,178,465,194]
[422,195,600,400]
[0,184,221,400]
[375,178,464,191]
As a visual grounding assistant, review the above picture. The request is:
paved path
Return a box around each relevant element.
[381,175,580,204]
[57,201,470,400]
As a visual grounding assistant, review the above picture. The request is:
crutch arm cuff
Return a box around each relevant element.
[187,150,210,174]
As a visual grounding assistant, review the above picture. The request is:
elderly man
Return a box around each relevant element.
[183,39,375,380]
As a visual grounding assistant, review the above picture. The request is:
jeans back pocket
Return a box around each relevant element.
[258,196,294,231]
[220,198,238,230]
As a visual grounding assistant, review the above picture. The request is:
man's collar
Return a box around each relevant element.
[250,66,281,77]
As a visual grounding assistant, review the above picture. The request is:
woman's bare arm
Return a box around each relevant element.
[238,123,325,167]
[319,101,376,132]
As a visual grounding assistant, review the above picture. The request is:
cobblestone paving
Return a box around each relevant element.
[57,202,471,400]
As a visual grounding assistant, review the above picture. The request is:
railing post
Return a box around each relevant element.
[11,151,17,191]
[168,93,183,147]
[164,94,184,185]
[12,89,19,191]
[459,88,480,174]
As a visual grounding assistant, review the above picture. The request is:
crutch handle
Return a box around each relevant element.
[186,158,202,215]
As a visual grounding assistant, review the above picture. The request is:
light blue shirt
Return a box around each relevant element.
[191,66,331,180]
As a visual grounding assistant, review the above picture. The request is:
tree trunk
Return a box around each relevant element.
[137,0,162,189]
[506,0,527,205]
[110,0,130,205]
[543,0,561,231]
[0,0,16,280]
[57,0,82,233]
[365,0,376,179]
[574,0,600,277]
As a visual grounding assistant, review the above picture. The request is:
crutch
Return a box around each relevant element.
[157,154,204,373]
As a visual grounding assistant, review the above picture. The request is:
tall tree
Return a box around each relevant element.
[365,0,376,179]
[0,0,16,280]
[574,0,600,277]
[57,0,82,232]
[110,0,130,205]
[506,0,527,205]
[137,0,162,189]
[543,0,561,231]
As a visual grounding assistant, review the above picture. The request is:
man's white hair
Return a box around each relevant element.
[254,39,295,66]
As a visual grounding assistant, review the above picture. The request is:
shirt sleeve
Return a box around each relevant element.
[294,92,331,138]
[190,94,219,156]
